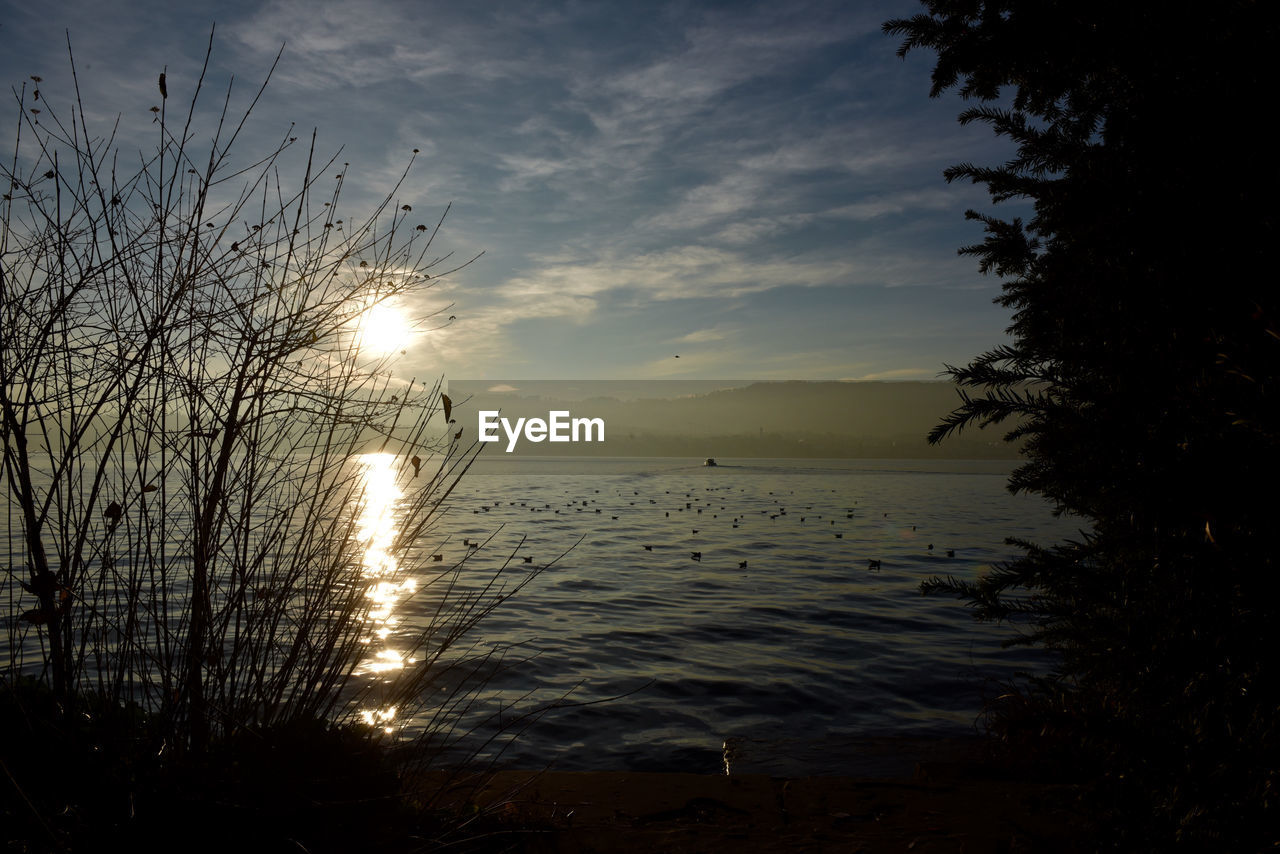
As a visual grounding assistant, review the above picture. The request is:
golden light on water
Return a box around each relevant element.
[360,706,398,736]
[354,453,416,731]
[354,301,412,355]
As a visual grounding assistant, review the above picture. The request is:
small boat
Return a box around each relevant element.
[704,458,717,467]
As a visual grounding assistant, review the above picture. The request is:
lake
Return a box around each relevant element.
[368,456,1084,776]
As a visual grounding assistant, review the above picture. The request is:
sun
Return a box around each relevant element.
[355,301,412,354]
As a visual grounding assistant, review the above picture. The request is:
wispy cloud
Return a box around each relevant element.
[4,0,1019,381]
[856,367,944,380]
[679,328,732,344]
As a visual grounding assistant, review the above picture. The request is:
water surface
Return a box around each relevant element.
[387,457,1082,775]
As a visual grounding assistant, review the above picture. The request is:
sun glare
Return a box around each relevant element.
[355,301,412,354]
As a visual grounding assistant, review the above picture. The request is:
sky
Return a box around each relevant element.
[0,0,1024,383]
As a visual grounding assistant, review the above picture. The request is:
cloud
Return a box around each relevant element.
[492,245,861,309]
[493,241,967,309]
[679,328,731,344]
[712,216,814,245]
[230,0,527,90]
[856,367,944,380]
[3,0,1019,383]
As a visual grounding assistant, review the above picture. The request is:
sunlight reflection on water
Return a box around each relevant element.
[354,453,416,731]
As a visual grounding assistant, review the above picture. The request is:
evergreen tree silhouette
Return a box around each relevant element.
[886,2,1280,847]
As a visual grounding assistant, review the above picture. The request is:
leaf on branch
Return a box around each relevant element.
[441,393,452,422]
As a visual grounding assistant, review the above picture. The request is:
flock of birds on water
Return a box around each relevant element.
[435,474,962,575]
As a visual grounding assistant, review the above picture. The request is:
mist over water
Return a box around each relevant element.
[392,457,1082,775]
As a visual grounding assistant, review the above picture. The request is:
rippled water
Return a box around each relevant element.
[3,453,1083,775]
[390,457,1084,775]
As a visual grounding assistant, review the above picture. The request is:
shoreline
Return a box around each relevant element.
[420,738,1089,852]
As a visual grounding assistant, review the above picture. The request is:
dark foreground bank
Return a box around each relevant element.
[421,750,1088,853]
[3,707,1088,853]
